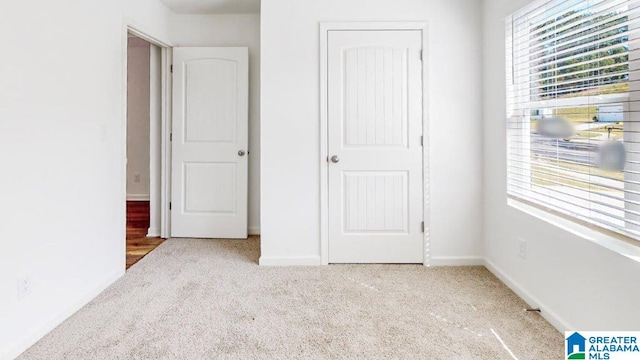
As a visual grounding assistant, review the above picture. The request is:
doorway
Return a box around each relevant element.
[125,31,168,269]
[320,23,430,264]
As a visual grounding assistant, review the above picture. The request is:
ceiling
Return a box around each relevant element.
[159,0,260,14]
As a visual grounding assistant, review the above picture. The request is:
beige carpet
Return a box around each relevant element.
[19,238,562,359]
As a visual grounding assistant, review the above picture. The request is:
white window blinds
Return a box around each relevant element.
[506,0,640,241]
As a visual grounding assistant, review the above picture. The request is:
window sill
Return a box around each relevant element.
[508,198,640,264]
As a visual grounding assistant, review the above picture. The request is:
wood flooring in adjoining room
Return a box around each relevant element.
[126,201,163,269]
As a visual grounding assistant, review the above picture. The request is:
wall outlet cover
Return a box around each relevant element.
[18,276,32,299]
[518,238,527,259]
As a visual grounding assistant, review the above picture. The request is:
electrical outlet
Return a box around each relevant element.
[134,173,141,183]
[18,276,32,299]
[518,238,527,259]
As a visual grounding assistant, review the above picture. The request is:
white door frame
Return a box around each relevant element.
[121,21,174,256]
[319,22,430,266]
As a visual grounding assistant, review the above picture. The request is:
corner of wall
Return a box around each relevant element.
[2,271,124,360]
[483,258,569,332]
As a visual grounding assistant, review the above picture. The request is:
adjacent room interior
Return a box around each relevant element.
[125,33,164,269]
[1,0,639,359]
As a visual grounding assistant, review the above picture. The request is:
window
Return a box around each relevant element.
[506,0,640,241]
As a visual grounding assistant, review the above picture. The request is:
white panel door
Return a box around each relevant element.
[328,31,423,263]
[171,47,248,239]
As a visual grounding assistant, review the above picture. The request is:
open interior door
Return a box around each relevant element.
[171,47,249,239]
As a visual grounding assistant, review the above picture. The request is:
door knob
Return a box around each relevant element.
[238,150,246,156]
[331,155,340,163]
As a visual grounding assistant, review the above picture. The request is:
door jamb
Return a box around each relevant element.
[319,22,430,266]
[121,21,174,262]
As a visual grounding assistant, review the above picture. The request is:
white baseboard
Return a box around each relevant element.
[429,256,485,266]
[483,258,570,333]
[147,227,160,237]
[258,255,482,267]
[3,270,124,360]
[248,227,261,236]
[126,194,150,201]
[259,256,321,266]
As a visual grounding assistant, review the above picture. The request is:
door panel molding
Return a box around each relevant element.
[319,22,430,265]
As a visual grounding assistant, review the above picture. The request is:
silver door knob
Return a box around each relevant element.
[238,150,246,156]
[331,155,340,163]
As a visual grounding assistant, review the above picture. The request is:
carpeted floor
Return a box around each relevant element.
[19,238,562,359]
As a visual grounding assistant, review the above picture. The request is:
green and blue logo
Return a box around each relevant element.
[565,331,640,360]
[566,332,586,359]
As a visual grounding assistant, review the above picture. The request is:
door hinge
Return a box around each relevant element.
[169,202,172,210]
[419,50,423,61]
[170,64,173,73]
[421,221,425,233]
[420,136,424,146]
[170,133,173,141]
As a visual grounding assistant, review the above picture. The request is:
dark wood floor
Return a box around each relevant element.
[127,201,163,269]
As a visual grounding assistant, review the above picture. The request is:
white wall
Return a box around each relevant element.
[483,0,640,330]
[0,1,173,358]
[170,14,261,234]
[127,37,151,200]
[260,0,484,264]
